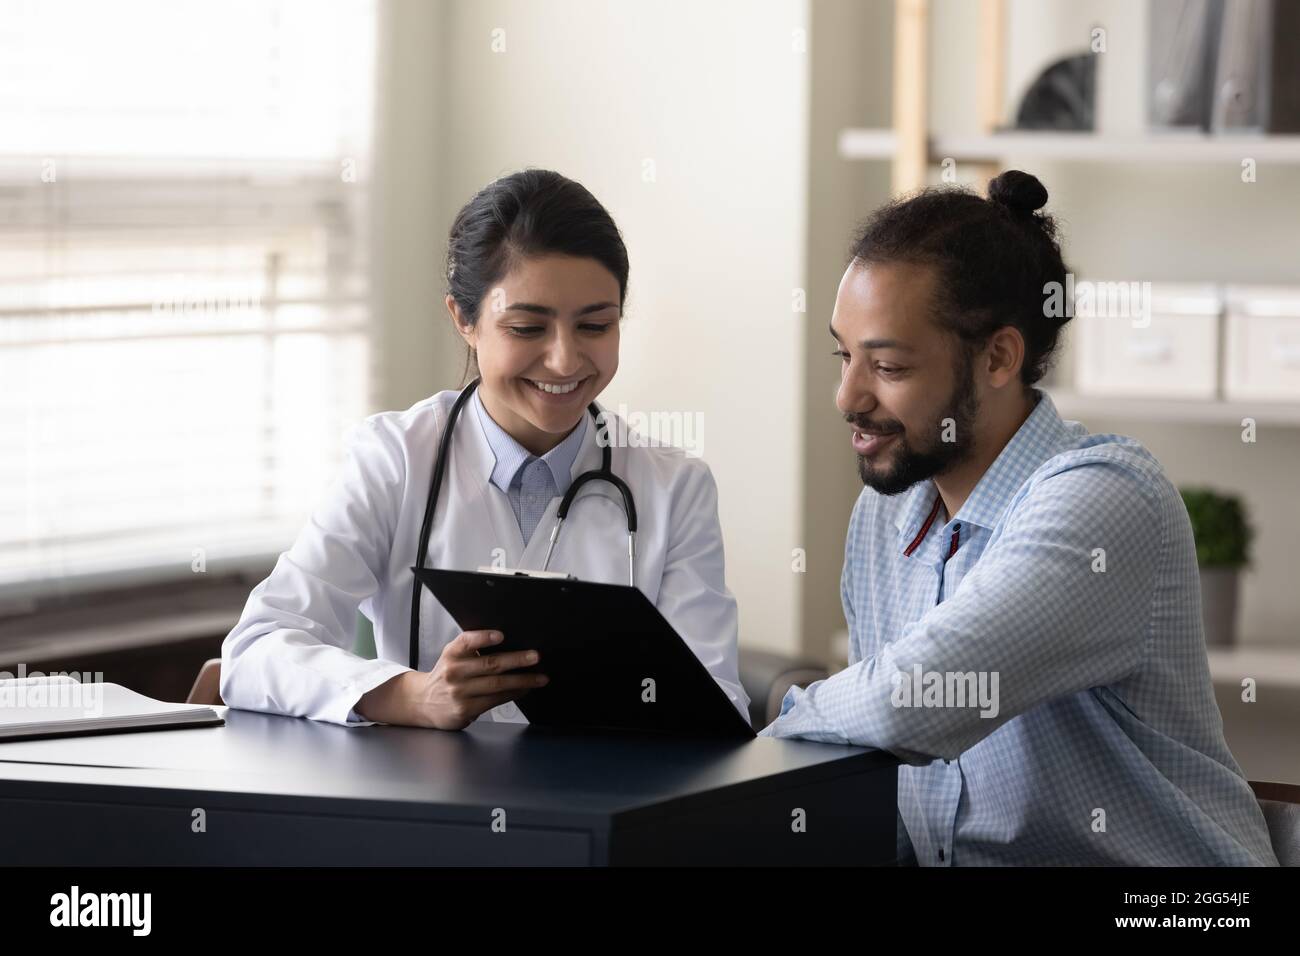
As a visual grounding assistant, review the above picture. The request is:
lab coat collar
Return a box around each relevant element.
[450,387,621,564]
[454,387,610,495]
[470,389,588,495]
[569,400,611,483]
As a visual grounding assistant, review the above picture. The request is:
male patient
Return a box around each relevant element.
[761,170,1278,867]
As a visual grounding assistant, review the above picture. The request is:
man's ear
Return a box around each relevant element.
[985,325,1026,388]
[445,295,476,348]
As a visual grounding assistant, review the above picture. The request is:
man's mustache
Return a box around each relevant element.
[845,414,903,436]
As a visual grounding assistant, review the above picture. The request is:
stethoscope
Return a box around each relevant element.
[408,377,638,671]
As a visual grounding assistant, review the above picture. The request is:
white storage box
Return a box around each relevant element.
[1224,286,1300,402]
[1074,282,1220,399]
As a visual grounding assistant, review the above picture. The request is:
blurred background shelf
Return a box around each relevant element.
[1045,388,1300,427]
[1208,645,1300,688]
[840,129,1300,164]
[1211,646,1300,785]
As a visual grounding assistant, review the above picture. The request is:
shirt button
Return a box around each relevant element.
[938,847,945,862]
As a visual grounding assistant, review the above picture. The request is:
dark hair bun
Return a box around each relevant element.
[988,169,1048,215]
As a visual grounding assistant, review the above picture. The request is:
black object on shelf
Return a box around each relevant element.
[1014,53,1096,131]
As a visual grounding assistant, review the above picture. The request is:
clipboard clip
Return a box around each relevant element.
[474,566,577,581]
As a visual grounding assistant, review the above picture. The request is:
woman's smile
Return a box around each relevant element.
[522,374,593,402]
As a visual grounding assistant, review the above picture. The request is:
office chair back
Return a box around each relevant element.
[737,648,828,730]
[1250,780,1300,866]
[187,658,223,706]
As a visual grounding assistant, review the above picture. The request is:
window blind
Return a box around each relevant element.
[0,0,378,603]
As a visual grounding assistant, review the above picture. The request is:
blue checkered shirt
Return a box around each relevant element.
[472,390,587,545]
[760,389,1278,866]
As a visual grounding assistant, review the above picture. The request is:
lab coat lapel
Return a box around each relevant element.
[452,394,526,563]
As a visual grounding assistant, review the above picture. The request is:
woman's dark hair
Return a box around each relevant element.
[445,168,629,338]
[849,169,1069,387]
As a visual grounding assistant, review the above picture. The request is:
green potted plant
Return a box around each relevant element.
[1179,487,1253,646]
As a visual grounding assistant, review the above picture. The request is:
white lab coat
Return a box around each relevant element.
[220,388,750,727]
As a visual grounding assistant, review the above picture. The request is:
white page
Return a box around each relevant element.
[0,679,216,733]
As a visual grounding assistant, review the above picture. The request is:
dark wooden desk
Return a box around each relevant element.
[0,706,898,865]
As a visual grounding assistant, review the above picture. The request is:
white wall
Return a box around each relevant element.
[372,0,460,412]
[800,0,895,663]
[379,0,812,653]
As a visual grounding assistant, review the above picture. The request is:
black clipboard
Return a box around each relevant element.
[413,567,755,740]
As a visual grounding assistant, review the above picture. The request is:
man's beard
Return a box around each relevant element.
[852,352,979,495]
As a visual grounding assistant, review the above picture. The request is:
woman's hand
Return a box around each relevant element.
[357,630,548,730]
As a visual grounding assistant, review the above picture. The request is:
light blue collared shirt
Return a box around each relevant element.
[760,389,1278,866]
[471,389,588,546]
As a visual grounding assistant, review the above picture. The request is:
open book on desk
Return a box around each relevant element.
[0,675,223,742]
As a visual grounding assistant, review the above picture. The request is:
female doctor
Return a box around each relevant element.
[220,169,750,730]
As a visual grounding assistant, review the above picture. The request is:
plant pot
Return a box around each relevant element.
[1199,567,1241,646]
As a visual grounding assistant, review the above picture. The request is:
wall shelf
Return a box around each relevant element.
[837,128,898,159]
[1046,388,1300,427]
[839,129,1300,165]
[1209,646,1300,689]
